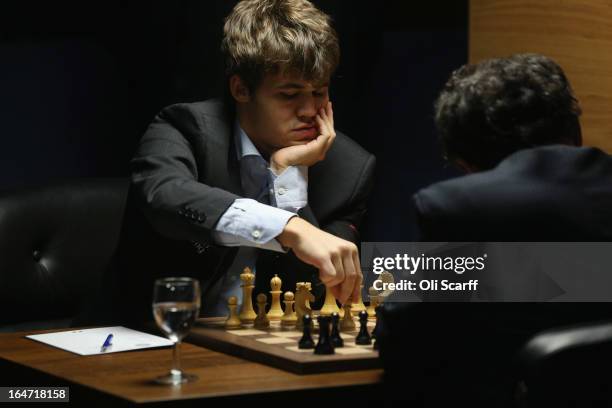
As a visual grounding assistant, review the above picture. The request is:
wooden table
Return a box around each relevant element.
[0,330,383,406]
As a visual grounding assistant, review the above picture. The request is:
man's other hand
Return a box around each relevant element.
[277,216,361,305]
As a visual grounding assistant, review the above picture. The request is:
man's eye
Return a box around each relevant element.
[280,93,298,99]
[313,91,327,97]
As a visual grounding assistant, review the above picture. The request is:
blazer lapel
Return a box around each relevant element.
[204,110,243,197]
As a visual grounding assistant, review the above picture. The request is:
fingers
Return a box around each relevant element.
[330,285,342,301]
[321,103,336,150]
[339,251,357,304]
[319,258,343,288]
[330,254,345,288]
[327,100,334,129]
[351,251,363,303]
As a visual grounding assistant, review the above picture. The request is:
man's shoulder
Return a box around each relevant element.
[413,145,612,240]
[159,99,230,120]
[152,99,232,138]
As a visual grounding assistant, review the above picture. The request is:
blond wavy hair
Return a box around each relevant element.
[221,0,340,91]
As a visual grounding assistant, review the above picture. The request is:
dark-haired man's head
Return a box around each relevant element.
[221,0,339,156]
[434,54,582,171]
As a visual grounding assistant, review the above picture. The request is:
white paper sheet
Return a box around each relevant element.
[26,326,174,355]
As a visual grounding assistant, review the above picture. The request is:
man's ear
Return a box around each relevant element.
[229,75,251,103]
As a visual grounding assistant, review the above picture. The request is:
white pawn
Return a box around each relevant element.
[340,301,356,332]
[280,291,297,327]
[254,293,270,329]
[225,296,242,329]
[267,274,284,321]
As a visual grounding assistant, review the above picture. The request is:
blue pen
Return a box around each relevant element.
[100,333,114,352]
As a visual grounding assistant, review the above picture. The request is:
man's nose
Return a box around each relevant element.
[297,95,318,120]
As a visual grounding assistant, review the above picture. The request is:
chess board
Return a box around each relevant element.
[188,315,380,374]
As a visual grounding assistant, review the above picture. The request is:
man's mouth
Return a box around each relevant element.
[293,126,317,140]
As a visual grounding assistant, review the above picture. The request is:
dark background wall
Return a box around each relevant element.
[0,1,467,241]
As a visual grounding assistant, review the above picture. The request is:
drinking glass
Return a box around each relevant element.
[152,277,201,385]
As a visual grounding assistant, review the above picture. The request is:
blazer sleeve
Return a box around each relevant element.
[320,154,376,244]
[130,104,239,244]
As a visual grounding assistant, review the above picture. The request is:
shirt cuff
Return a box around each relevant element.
[212,198,295,252]
[269,165,308,212]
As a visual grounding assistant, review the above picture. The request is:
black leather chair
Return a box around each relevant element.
[516,321,612,407]
[378,302,612,407]
[0,178,129,332]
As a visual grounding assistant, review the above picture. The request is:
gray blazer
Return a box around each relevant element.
[124,100,375,319]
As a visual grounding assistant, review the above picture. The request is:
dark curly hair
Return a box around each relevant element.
[434,54,582,170]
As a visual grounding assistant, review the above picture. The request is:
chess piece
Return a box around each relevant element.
[340,301,356,332]
[254,293,270,329]
[239,267,257,324]
[351,283,367,316]
[295,284,314,330]
[224,296,242,329]
[267,274,284,321]
[314,315,335,354]
[355,310,372,345]
[378,271,395,302]
[330,312,344,347]
[320,286,340,316]
[372,305,382,350]
[304,282,312,309]
[366,286,379,319]
[280,291,297,327]
[298,315,315,349]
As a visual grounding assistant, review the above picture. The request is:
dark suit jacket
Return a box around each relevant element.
[118,100,375,322]
[379,145,612,407]
[414,145,612,241]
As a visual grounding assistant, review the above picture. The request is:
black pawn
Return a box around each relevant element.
[314,315,335,354]
[330,312,344,348]
[298,315,315,349]
[355,310,372,345]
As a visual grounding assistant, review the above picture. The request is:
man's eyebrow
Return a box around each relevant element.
[275,83,329,90]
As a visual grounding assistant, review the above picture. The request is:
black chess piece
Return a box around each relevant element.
[298,315,315,349]
[314,315,335,354]
[330,312,344,347]
[372,305,382,350]
[355,310,372,345]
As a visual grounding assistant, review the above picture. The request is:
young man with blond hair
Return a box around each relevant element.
[130,0,375,315]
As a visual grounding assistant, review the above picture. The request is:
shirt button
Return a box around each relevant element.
[252,230,261,239]
[278,187,287,195]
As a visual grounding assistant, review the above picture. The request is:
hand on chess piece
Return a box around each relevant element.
[277,217,361,304]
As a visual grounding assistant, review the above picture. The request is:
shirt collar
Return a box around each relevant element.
[234,120,264,161]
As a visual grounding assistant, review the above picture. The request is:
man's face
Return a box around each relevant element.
[234,71,330,156]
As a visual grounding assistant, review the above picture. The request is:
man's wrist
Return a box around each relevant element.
[270,160,289,176]
[277,215,305,248]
